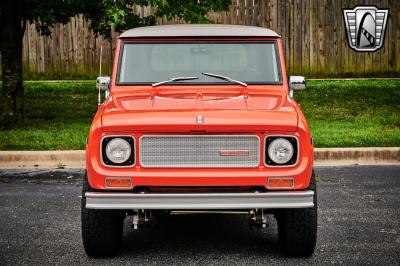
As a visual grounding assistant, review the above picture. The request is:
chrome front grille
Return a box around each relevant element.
[139,135,260,168]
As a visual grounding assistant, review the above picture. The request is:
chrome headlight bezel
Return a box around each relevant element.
[101,136,135,167]
[265,136,298,166]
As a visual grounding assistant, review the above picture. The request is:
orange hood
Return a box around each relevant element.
[101,86,298,132]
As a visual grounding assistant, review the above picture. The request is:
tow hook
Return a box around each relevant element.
[131,210,151,230]
[249,209,268,229]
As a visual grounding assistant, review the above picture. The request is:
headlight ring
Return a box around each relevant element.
[265,136,298,166]
[101,136,135,166]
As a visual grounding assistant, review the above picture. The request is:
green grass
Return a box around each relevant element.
[0,79,399,150]
[0,81,97,150]
[296,80,400,147]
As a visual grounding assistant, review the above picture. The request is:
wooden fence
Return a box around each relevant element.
[20,0,400,79]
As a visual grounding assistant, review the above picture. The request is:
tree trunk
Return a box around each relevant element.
[0,1,24,129]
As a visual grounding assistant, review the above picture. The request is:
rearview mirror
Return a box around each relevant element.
[97,76,110,105]
[288,76,306,97]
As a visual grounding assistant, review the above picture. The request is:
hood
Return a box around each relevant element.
[101,87,298,132]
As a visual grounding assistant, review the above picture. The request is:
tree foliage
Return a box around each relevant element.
[22,0,231,38]
[0,0,231,128]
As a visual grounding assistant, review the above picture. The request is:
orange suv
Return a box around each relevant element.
[82,24,317,257]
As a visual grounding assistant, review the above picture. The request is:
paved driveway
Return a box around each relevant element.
[0,165,399,265]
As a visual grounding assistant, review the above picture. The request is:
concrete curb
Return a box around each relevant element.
[0,150,85,168]
[0,148,399,168]
[314,147,400,166]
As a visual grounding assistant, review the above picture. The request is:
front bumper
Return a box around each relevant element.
[85,190,314,210]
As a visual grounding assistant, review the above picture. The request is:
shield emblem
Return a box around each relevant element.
[343,6,389,52]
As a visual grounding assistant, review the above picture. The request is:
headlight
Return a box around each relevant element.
[102,136,135,166]
[265,136,298,166]
[106,138,131,163]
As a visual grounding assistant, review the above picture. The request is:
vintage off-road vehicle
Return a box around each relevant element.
[82,24,317,257]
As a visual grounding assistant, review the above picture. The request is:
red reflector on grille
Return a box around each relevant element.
[219,150,249,156]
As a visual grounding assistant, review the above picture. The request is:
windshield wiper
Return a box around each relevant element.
[202,72,247,87]
[152,76,199,87]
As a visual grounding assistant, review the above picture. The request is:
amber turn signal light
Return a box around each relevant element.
[267,177,294,189]
[105,177,132,189]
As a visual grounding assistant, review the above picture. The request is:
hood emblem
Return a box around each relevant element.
[196,115,204,124]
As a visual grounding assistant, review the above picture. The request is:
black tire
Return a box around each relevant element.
[81,174,125,257]
[275,170,318,257]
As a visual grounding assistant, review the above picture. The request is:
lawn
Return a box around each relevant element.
[0,80,399,150]
[0,81,96,150]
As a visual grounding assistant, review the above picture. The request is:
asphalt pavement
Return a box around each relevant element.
[0,165,399,265]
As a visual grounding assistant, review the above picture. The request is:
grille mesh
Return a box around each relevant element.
[139,135,260,168]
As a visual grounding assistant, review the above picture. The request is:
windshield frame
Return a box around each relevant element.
[116,39,283,86]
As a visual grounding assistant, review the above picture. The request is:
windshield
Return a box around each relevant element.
[117,41,281,85]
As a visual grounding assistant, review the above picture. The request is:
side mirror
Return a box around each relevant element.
[97,76,110,105]
[288,76,306,97]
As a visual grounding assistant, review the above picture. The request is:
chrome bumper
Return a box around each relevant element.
[85,191,314,210]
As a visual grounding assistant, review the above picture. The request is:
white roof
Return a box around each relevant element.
[119,24,280,38]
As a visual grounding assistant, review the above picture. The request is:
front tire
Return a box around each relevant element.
[81,174,125,257]
[276,171,318,257]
